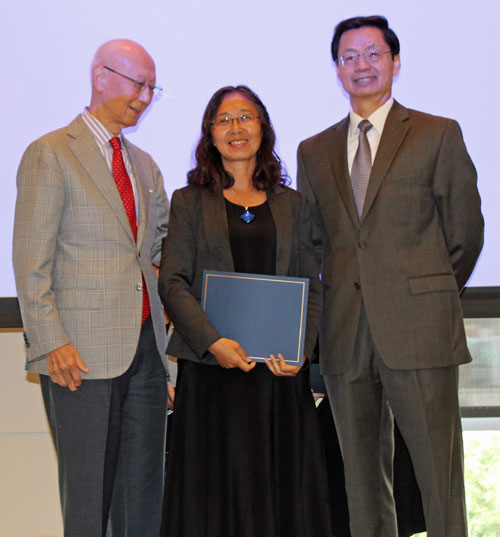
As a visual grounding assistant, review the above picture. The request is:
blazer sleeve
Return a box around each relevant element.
[432,120,484,290]
[296,193,323,360]
[12,138,71,359]
[158,188,222,358]
[296,142,324,267]
[150,157,170,265]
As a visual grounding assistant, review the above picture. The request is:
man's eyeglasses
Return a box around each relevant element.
[210,113,260,128]
[337,51,392,68]
[103,66,163,98]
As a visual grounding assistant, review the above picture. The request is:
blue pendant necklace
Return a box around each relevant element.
[232,189,256,224]
[240,206,255,224]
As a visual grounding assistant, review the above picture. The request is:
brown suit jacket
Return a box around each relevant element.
[297,100,484,374]
[158,184,322,364]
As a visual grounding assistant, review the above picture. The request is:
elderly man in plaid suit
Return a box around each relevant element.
[13,39,170,537]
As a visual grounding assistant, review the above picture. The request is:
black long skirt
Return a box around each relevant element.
[162,360,335,537]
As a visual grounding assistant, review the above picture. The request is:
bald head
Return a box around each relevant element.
[89,39,157,134]
[91,39,155,75]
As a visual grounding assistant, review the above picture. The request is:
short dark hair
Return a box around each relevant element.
[331,15,400,63]
[187,85,289,192]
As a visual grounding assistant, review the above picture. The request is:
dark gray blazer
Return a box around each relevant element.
[297,100,484,375]
[158,184,322,365]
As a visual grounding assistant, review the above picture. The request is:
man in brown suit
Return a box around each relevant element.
[297,15,484,537]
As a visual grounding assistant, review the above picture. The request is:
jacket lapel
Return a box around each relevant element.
[267,186,292,275]
[66,116,136,245]
[327,116,360,228]
[361,100,410,221]
[201,189,235,272]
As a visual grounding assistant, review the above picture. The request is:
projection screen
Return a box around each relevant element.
[3,0,498,295]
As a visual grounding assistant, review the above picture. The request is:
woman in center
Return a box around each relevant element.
[159,85,334,537]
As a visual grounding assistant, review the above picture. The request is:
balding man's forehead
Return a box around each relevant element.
[92,39,154,70]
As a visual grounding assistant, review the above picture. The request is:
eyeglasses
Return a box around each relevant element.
[337,51,392,68]
[103,66,163,98]
[210,113,260,128]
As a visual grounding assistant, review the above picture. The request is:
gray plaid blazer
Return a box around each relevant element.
[13,115,170,379]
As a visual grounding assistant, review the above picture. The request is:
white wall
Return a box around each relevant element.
[0,330,62,537]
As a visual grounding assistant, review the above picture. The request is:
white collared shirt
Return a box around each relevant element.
[347,98,394,174]
[81,108,139,214]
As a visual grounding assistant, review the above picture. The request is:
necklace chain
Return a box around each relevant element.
[231,188,257,210]
[229,187,258,224]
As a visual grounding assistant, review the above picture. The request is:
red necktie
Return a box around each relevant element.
[110,136,151,323]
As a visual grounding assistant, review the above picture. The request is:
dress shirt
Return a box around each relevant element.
[81,108,139,216]
[347,98,394,174]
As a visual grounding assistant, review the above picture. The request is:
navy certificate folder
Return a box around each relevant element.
[201,270,309,365]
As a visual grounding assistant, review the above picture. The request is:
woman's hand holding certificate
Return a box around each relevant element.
[208,338,256,372]
[264,354,306,377]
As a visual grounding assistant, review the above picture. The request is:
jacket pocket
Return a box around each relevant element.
[408,273,457,294]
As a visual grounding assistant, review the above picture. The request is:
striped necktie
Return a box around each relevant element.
[350,119,373,218]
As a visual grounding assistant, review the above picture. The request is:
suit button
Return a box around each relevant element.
[354,282,361,290]
[358,241,366,249]
[136,283,142,291]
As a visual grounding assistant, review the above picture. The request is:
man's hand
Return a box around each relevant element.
[167,384,175,410]
[208,338,256,372]
[265,353,304,377]
[46,344,89,391]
